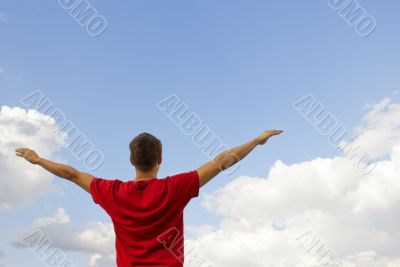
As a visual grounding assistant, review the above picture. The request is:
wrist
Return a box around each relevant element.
[34,157,42,165]
[253,137,261,146]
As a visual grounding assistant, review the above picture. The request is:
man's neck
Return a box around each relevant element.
[135,170,158,181]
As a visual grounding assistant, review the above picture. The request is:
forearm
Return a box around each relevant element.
[197,130,282,187]
[36,158,79,181]
[215,138,259,170]
[197,137,260,187]
[15,148,92,192]
[229,138,259,162]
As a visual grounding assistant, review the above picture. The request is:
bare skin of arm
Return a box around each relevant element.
[15,148,93,193]
[197,130,283,188]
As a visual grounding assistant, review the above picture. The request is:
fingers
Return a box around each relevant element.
[15,148,29,157]
[258,130,283,145]
[265,130,283,137]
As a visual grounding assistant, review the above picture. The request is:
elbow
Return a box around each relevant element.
[213,151,227,167]
[65,169,79,182]
[214,151,240,171]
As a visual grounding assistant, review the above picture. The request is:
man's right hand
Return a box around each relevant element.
[256,130,283,145]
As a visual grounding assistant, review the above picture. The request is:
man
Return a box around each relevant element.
[16,129,282,266]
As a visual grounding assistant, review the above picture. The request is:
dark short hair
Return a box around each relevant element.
[129,133,162,171]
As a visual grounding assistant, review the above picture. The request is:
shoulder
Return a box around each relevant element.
[90,177,124,190]
[166,170,199,181]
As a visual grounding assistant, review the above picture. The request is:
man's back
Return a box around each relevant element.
[90,171,200,267]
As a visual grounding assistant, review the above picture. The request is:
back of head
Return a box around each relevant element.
[129,132,162,172]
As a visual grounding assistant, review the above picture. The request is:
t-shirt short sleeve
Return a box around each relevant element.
[168,170,200,207]
[90,178,120,215]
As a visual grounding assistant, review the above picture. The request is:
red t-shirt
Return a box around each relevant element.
[90,171,200,267]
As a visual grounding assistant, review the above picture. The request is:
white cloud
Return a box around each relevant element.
[0,245,4,267]
[185,224,216,238]
[33,207,70,227]
[15,208,115,267]
[89,254,116,267]
[0,106,66,209]
[31,208,114,254]
[0,66,4,79]
[353,98,400,158]
[0,13,7,23]
[189,98,400,267]
[342,251,400,267]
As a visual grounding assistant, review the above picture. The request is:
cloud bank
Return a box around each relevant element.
[0,13,6,23]
[7,97,400,266]
[0,106,66,209]
[188,98,400,267]
[15,208,115,267]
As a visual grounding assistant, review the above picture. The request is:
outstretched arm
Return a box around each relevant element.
[15,148,93,193]
[197,130,282,187]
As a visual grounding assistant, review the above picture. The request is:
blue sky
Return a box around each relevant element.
[1,1,400,266]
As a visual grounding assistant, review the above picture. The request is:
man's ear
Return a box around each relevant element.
[158,155,162,165]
